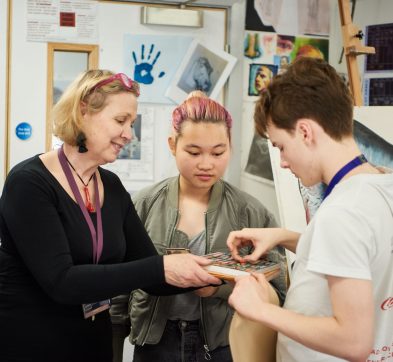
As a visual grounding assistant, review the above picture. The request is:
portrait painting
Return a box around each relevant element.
[166,40,237,104]
[290,36,329,62]
[274,54,291,74]
[248,63,277,96]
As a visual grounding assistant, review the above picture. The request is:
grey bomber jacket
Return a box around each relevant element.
[123,177,287,351]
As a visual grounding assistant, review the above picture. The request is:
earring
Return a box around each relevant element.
[76,132,88,153]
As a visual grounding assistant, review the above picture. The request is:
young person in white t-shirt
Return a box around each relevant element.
[227,57,393,362]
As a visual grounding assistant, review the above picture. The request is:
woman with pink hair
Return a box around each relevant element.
[112,91,287,362]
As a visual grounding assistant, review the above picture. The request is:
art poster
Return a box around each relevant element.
[123,34,192,104]
[363,78,393,106]
[103,106,154,182]
[245,0,330,36]
[289,36,329,62]
[248,63,278,97]
[297,0,330,36]
[244,32,277,64]
[243,32,329,100]
[166,40,237,104]
[365,23,393,72]
[26,0,98,43]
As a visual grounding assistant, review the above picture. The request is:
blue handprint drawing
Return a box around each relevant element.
[132,44,166,85]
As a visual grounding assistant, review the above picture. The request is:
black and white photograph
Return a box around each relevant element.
[166,40,237,104]
[117,114,142,160]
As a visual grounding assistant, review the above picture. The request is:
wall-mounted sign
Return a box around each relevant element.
[15,122,32,140]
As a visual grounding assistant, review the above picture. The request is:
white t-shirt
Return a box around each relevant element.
[277,172,393,362]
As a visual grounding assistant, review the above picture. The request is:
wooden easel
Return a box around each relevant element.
[338,0,375,105]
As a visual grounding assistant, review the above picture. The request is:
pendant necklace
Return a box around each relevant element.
[63,154,95,212]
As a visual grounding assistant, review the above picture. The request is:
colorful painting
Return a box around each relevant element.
[244,32,277,64]
[290,36,329,62]
[248,63,277,96]
[276,35,295,56]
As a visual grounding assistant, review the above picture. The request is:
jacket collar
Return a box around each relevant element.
[167,176,224,212]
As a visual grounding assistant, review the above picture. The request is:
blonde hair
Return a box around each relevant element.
[171,90,233,141]
[52,69,139,145]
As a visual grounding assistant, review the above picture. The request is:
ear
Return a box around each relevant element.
[80,101,88,116]
[296,119,314,145]
[168,136,176,155]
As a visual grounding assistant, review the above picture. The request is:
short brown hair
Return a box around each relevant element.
[254,57,353,140]
[52,70,139,146]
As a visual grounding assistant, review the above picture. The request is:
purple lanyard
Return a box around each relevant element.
[323,154,367,200]
[58,146,103,264]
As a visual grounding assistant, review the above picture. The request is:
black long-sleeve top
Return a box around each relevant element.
[0,155,176,361]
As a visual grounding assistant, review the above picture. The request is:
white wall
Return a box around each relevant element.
[8,0,48,171]
[0,0,8,190]
[3,0,244,194]
[97,1,231,192]
[1,1,391,227]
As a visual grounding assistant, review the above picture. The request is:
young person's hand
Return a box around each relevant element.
[226,227,300,262]
[163,254,221,288]
[228,273,270,321]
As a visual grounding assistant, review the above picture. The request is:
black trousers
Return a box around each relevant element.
[133,320,232,362]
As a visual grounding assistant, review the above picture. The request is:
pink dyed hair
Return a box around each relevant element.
[171,91,233,138]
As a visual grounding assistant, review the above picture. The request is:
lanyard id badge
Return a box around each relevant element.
[58,147,110,321]
[82,299,112,320]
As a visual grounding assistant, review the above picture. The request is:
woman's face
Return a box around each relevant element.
[170,121,230,192]
[82,92,138,165]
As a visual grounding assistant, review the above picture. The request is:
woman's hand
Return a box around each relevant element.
[163,254,221,288]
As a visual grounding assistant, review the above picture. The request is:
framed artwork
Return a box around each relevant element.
[46,42,98,151]
[166,40,237,104]
[248,63,277,96]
